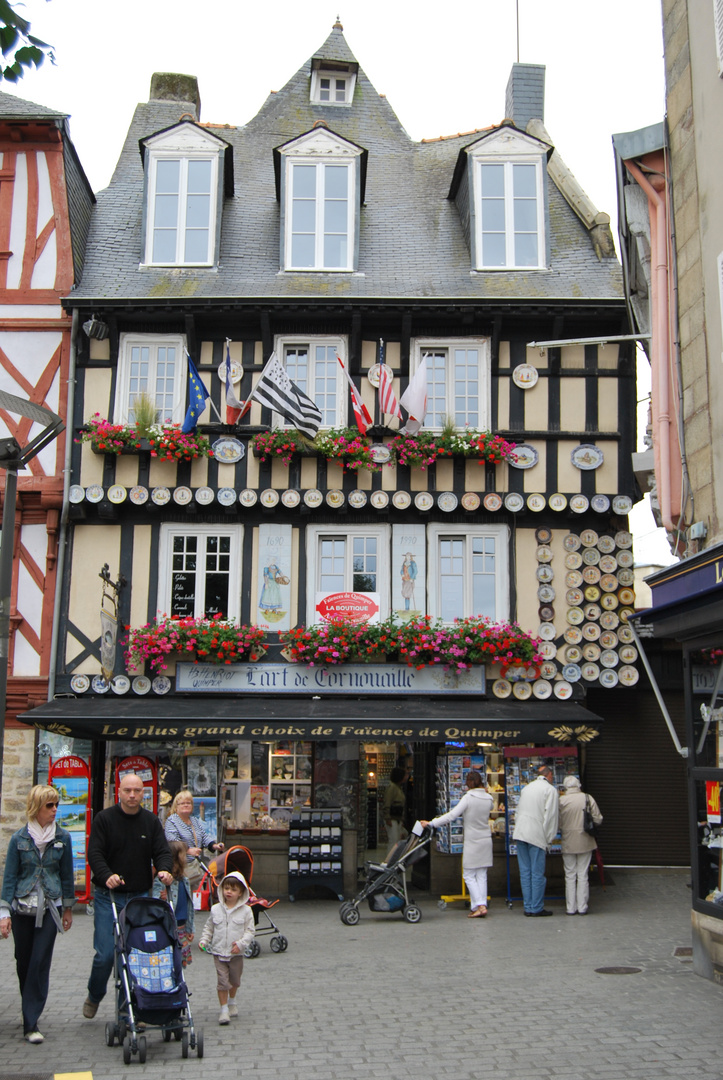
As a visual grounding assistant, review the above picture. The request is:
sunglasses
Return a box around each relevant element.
[45,802,59,809]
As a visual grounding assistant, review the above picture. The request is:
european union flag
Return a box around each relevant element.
[181,355,210,433]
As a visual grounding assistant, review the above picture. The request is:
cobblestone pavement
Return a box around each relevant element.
[0,869,720,1080]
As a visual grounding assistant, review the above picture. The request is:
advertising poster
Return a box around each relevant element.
[392,524,426,618]
[49,756,91,901]
[257,523,293,632]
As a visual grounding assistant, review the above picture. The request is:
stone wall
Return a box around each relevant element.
[0,728,36,876]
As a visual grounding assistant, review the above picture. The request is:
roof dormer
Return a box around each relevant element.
[309,19,359,106]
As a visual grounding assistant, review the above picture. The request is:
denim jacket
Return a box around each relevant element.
[1,824,75,912]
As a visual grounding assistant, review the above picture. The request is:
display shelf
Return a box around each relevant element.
[288,808,344,901]
[434,751,486,854]
[270,740,312,810]
[503,747,579,856]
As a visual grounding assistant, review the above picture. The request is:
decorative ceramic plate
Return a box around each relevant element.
[600,630,619,650]
[549,493,568,512]
[600,668,619,688]
[392,491,411,510]
[584,603,601,621]
[217,358,244,384]
[570,494,589,513]
[566,588,584,607]
[111,675,130,695]
[612,495,633,515]
[130,486,149,505]
[617,568,635,587]
[461,492,480,511]
[563,533,581,552]
[580,529,599,547]
[69,485,85,504]
[370,443,392,464]
[615,530,634,548]
[325,489,345,508]
[173,486,192,506]
[582,622,601,641]
[582,642,601,661]
[218,487,238,506]
[240,488,259,507]
[582,547,601,566]
[536,545,553,563]
[540,661,558,680]
[582,566,601,585]
[591,494,611,513]
[564,645,582,664]
[601,593,619,610]
[563,626,583,645]
[92,675,109,694]
[195,486,215,505]
[597,534,616,553]
[618,607,635,622]
[70,674,90,694]
[616,549,634,568]
[483,492,503,511]
[600,611,619,631]
[538,641,558,660]
[600,574,619,593]
[512,363,539,389]
[584,585,601,603]
[566,570,583,589]
[599,555,618,573]
[367,364,393,390]
[504,492,524,512]
[438,491,458,512]
[348,490,368,509]
[567,607,584,625]
[510,445,539,470]
[538,623,557,641]
[539,605,555,622]
[563,663,582,682]
[260,489,280,508]
[527,493,545,512]
[617,624,634,644]
[212,437,245,464]
[371,490,390,509]
[533,679,552,699]
[619,645,638,664]
[536,565,554,583]
[414,492,434,511]
[537,584,556,603]
[492,678,512,699]
[571,444,604,470]
[513,680,533,700]
[535,526,553,544]
[85,484,104,504]
[582,662,600,682]
[600,649,619,668]
[618,587,636,606]
[619,665,639,686]
[554,680,573,700]
[151,487,171,506]
[132,676,151,695]
[564,552,583,570]
[152,676,171,695]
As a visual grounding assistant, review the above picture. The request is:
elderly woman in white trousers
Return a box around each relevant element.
[558,775,603,915]
[422,770,494,918]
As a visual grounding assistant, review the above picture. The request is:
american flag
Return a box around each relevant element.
[337,356,373,435]
[240,353,322,438]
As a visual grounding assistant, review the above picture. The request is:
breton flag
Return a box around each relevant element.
[238,353,322,438]
[337,355,373,435]
[377,343,402,421]
[224,340,243,424]
[399,356,428,435]
[181,355,211,433]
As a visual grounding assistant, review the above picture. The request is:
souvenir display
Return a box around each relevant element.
[600,630,619,650]
[582,565,601,584]
[261,489,281,508]
[600,574,619,593]
[492,679,512,699]
[217,358,243,384]
[564,552,583,570]
[366,364,384,388]
[600,611,620,631]
[526,493,546,512]
[539,661,558,680]
[549,493,567,512]
[554,681,573,699]
[565,570,583,588]
[173,486,192,506]
[571,444,604,470]
[107,486,128,504]
[85,485,104,503]
[617,568,635,587]
[132,676,151,695]
[151,486,171,506]
[110,675,130,695]
[69,485,85,504]
[612,495,633,515]
[70,674,90,693]
[195,486,215,505]
[152,676,171,695]
[532,679,552,699]
[582,642,601,662]
[212,437,245,464]
[511,364,539,389]
[414,492,434,511]
[600,649,619,668]
[615,530,634,548]
[619,645,639,664]
[617,624,634,644]
[535,526,553,544]
[129,486,149,505]
[597,535,616,554]
[580,529,598,547]
[591,494,610,513]
[536,545,553,563]
[564,645,582,664]
[584,585,601,602]
[437,491,458,512]
[566,607,584,625]
[582,662,600,682]
[616,549,634,567]
[348,490,368,509]
[582,622,601,641]
[92,675,109,694]
[370,444,392,464]
[537,584,555,603]
[326,490,345,508]
[538,605,555,622]
[512,681,532,700]
[504,492,524,512]
[538,623,557,641]
[281,489,301,508]
[600,668,619,688]
[582,547,601,565]
[510,445,539,469]
[211,485,235,506]
[371,490,390,509]
[538,641,558,660]
[599,554,618,573]
[600,593,619,610]
[562,664,582,682]
[536,565,554,583]
[392,491,411,510]
[461,492,480,511]
[618,588,636,607]
[303,489,323,508]
[240,488,259,507]
[566,588,584,606]
[570,494,589,513]
[583,603,601,621]
[619,665,639,686]
[563,534,581,552]
[563,626,583,645]
[618,607,635,622]
[483,492,503,511]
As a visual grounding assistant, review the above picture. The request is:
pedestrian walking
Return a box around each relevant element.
[558,775,603,915]
[198,871,255,1025]
[152,839,195,965]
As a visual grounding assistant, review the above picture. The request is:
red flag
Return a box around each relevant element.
[378,364,402,420]
[337,356,373,435]
[224,341,243,424]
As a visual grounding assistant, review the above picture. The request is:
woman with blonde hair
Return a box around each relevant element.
[164,789,224,888]
[0,785,74,1043]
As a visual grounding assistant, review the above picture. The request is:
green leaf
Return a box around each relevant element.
[0,25,18,54]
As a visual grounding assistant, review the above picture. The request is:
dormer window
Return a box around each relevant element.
[310,65,357,105]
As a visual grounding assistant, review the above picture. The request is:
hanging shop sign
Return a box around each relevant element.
[315,591,380,624]
[175,662,486,695]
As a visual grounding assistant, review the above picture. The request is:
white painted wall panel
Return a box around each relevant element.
[7,153,27,289]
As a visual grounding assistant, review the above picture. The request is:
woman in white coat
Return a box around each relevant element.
[558,775,603,916]
[421,770,494,918]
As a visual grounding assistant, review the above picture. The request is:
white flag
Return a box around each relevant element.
[400,357,428,434]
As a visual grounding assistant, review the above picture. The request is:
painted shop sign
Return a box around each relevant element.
[175,662,486,696]
[315,591,380,623]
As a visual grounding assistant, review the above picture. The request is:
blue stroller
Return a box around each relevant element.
[106,894,203,1063]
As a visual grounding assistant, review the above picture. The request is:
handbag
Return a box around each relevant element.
[583,795,597,836]
[14,893,39,916]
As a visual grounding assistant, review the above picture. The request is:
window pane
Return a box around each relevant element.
[481,198,505,232]
[513,163,537,197]
[335,79,346,102]
[425,352,447,428]
[482,233,506,266]
[324,233,347,267]
[319,78,331,101]
[152,229,178,264]
[293,165,317,198]
[154,193,179,228]
[186,193,210,228]
[291,234,315,267]
[514,199,537,232]
[293,200,316,232]
[324,165,348,199]
[480,164,504,196]
[184,228,209,263]
[187,159,212,194]
[319,538,345,592]
[324,199,348,233]
[352,537,377,592]
[452,348,480,427]
[439,538,465,621]
[285,347,309,393]
[155,160,180,194]
[515,232,538,266]
[313,345,338,426]
[472,537,496,616]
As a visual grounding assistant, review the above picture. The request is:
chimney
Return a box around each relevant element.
[504,63,545,128]
[149,73,201,121]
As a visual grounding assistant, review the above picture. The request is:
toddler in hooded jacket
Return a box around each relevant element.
[198,871,255,1024]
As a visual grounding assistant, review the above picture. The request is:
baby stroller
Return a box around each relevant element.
[202,845,288,957]
[339,824,433,925]
[106,893,203,1064]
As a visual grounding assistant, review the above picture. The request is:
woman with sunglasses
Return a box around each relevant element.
[0,785,74,1043]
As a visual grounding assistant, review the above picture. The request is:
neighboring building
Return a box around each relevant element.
[616,1,723,983]
[0,91,94,843]
[21,24,687,899]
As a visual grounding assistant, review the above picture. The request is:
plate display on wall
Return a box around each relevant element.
[325,489,345,508]
[582,662,600,682]
[132,676,151,695]
[152,676,171,695]
[600,593,619,610]
[619,645,639,664]
[392,491,411,510]
[600,650,619,668]
[535,526,552,544]
[582,622,601,641]
[566,588,584,607]
[599,554,618,573]
[562,664,582,682]
[512,363,539,389]
[504,492,524,512]
[212,437,245,464]
[612,495,633,515]
[615,530,634,548]
[69,485,85,504]
[510,445,539,470]
[618,588,636,606]
[617,624,634,644]
[461,492,480,511]
[173,486,192,506]
[539,661,558,680]
[582,548,601,566]
[512,680,532,700]
[414,492,434,511]
[600,630,619,650]
[281,489,300,508]
[564,552,583,570]
[367,364,393,390]
[582,565,601,585]
[571,444,604,470]
[483,492,503,511]
[570,495,589,513]
[564,645,582,664]
[618,607,635,622]
[616,549,634,568]
[151,486,171,506]
[563,626,583,645]
[217,487,237,507]
[533,679,552,699]
[565,570,583,589]
[600,574,619,593]
[130,486,149,505]
[370,443,392,464]
[580,529,598,547]
[617,568,635,587]
[538,641,558,660]
[492,678,512,699]
[563,533,581,552]
[600,611,620,631]
[303,489,323,508]
[536,545,553,563]
[195,486,215,505]
[536,565,554,584]
[567,607,584,625]
[527,493,546,512]
[538,623,557,641]
[240,488,259,507]
[554,680,573,699]
[539,605,555,621]
[217,358,244,384]
[584,585,601,603]
[591,494,611,513]
[600,668,619,688]
[597,534,616,554]
[583,603,601,622]
[110,675,130,695]
[347,489,367,509]
[92,675,109,694]
[619,665,639,686]
[549,493,567,512]
[85,485,104,504]
[371,490,390,509]
[537,584,555,603]
[70,674,90,694]
[438,491,458,512]
[582,642,601,662]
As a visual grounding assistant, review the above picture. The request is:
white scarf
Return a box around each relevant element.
[27,819,57,857]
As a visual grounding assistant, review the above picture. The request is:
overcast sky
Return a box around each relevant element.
[6,0,673,565]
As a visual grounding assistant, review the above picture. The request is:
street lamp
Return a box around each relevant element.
[0,390,64,801]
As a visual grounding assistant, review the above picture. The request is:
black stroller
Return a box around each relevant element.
[105,894,203,1064]
[339,825,433,925]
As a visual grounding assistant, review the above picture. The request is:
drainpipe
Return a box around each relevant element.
[623,159,676,533]
[48,307,79,699]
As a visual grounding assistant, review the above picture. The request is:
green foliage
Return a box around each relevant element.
[0,0,54,83]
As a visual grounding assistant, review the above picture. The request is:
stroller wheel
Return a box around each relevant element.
[118,1020,127,1045]
[196,1029,204,1058]
[181,1031,189,1059]
[173,1026,182,1041]
[162,1027,172,1043]
[244,940,261,958]
[122,1035,132,1065]
[270,935,287,953]
[341,904,360,926]
[403,904,422,923]
[137,1035,147,1064]
[104,1021,115,1047]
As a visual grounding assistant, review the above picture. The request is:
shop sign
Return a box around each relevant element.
[315,591,380,624]
[176,662,486,696]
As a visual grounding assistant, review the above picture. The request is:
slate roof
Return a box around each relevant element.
[0,89,67,119]
[70,27,623,306]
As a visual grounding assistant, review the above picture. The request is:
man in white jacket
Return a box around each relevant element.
[512,765,559,917]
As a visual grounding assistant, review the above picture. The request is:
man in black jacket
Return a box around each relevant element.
[83,773,173,1018]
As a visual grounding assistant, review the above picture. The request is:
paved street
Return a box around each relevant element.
[0,869,720,1080]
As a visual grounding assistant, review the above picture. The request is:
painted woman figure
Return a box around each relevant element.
[259,562,283,614]
[400,552,418,611]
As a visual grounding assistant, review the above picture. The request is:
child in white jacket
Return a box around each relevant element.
[198,871,255,1024]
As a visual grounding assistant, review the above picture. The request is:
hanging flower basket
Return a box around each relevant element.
[76,415,142,456]
[146,425,214,462]
[388,428,518,470]
[124,616,267,673]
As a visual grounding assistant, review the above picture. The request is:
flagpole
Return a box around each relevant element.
[235,351,278,422]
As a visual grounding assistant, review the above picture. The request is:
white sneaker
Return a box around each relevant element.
[25,1030,44,1044]
[219,1006,230,1025]
[227,1002,238,1018]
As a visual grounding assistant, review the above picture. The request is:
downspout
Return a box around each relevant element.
[623,159,676,533]
[48,307,79,699]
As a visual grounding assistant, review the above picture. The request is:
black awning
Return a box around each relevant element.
[632,590,723,644]
[19,695,603,744]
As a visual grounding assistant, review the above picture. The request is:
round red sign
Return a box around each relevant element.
[316,592,379,624]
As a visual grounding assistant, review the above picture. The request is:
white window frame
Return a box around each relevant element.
[715,0,723,77]
[310,69,357,105]
[410,337,491,431]
[274,334,348,429]
[144,152,219,267]
[306,524,391,623]
[157,524,243,622]
[474,157,545,270]
[284,158,354,271]
[427,524,509,624]
[114,333,187,426]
